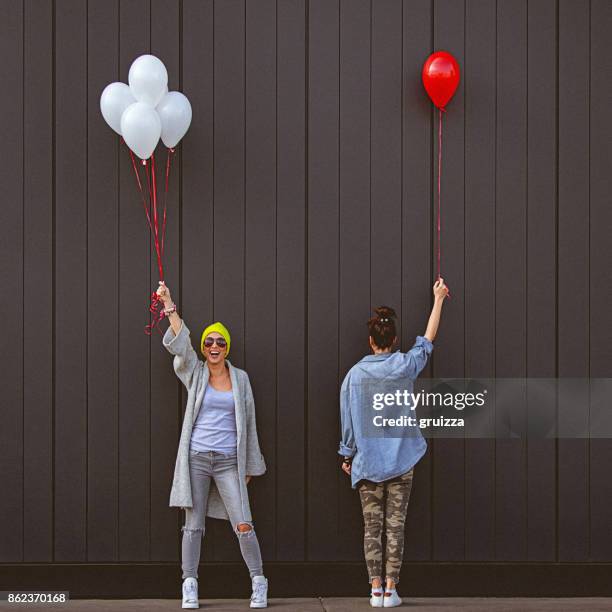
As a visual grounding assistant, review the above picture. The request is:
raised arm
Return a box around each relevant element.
[157,281,182,336]
[157,281,201,388]
[423,278,448,343]
[400,278,448,379]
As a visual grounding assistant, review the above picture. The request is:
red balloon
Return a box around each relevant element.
[422,51,460,110]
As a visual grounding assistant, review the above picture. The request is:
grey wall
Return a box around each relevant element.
[2,0,611,573]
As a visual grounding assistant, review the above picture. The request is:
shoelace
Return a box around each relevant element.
[251,582,267,600]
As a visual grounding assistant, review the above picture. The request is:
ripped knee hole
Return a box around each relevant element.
[236,522,252,532]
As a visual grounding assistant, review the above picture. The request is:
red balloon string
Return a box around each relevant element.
[128,148,154,234]
[144,291,165,336]
[123,139,171,335]
[143,161,154,233]
[437,108,442,281]
[150,153,164,280]
[436,107,451,299]
[142,154,166,336]
[161,148,175,258]
[144,149,175,335]
[143,157,164,281]
[150,154,158,243]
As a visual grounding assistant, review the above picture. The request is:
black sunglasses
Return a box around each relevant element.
[203,336,227,349]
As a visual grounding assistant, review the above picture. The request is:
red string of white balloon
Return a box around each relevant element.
[100,54,191,334]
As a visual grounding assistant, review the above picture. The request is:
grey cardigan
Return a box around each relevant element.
[162,320,267,521]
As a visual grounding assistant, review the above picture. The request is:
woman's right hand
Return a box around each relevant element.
[433,277,449,301]
[156,280,172,306]
[424,278,447,343]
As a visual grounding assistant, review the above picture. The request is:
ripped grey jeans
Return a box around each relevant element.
[182,449,263,580]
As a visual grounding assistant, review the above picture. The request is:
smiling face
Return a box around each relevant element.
[202,332,228,365]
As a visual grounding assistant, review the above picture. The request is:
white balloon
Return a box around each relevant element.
[128,54,168,107]
[156,91,192,148]
[100,82,136,135]
[120,102,161,160]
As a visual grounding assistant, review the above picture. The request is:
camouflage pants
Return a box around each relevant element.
[357,468,414,585]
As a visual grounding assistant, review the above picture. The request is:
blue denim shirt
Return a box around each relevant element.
[338,336,433,488]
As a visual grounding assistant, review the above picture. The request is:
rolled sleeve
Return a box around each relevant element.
[402,335,434,379]
[162,319,189,354]
[162,321,200,389]
[338,440,356,458]
[414,335,434,354]
[338,375,357,458]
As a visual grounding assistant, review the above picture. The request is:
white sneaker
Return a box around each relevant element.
[370,584,384,607]
[383,586,402,607]
[182,577,199,609]
[250,575,268,608]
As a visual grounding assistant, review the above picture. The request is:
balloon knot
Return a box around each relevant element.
[142,159,147,166]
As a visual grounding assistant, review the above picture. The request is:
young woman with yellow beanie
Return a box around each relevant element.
[156,281,268,609]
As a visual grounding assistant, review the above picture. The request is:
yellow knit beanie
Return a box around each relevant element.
[200,322,231,357]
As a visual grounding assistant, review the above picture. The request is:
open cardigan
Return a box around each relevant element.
[162,320,267,521]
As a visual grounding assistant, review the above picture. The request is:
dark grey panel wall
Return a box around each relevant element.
[1,0,611,568]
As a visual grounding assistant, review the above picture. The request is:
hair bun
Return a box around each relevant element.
[374,306,396,323]
[367,305,397,350]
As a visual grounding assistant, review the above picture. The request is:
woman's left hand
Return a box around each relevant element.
[245,475,252,485]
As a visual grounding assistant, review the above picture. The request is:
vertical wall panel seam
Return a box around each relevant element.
[525,2,529,380]
[463,0,467,563]
[243,0,246,365]
[586,0,593,557]
[304,0,310,560]
[147,0,152,562]
[116,0,121,561]
[274,0,279,559]
[335,0,341,549]
[555,0,560,558]
[400,0,404,337]
[369,0,372,315]
[52,0,57,563]
[21,0,25,563]
[463,0,466,372]
[85,0,89,560]
[212,1,216,320]
[493,0,498,561]
[524,0,529,559]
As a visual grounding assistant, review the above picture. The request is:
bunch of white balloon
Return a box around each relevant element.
[100,54,192,159]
